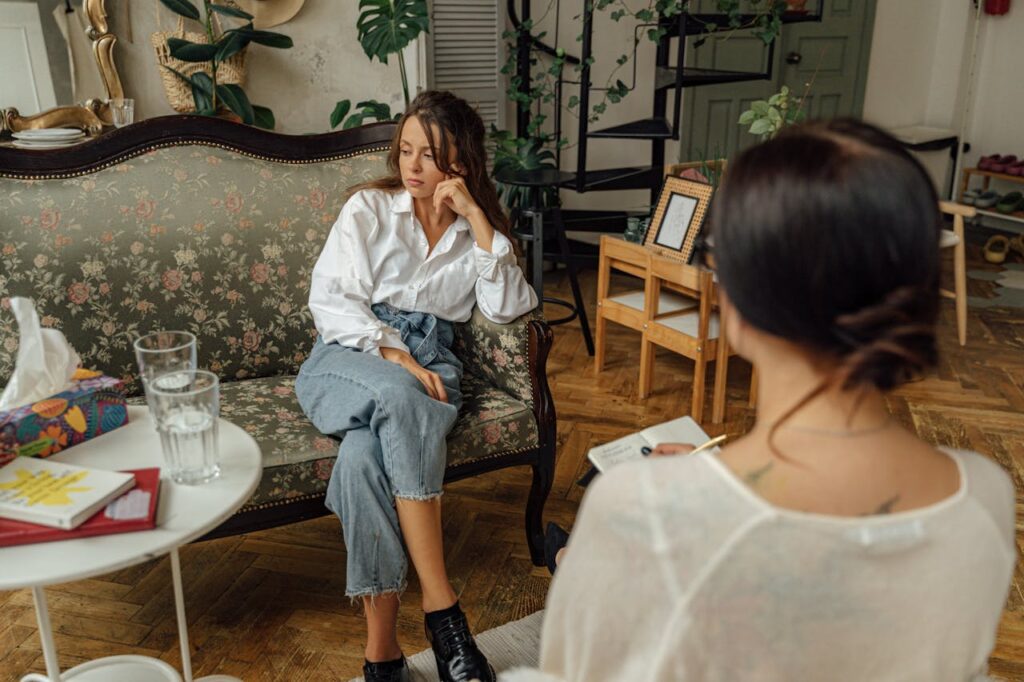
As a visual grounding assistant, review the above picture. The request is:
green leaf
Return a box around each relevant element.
[737,110,756,125]
[342,100,393,128]
[330,100,351,129]
[208,3,254,20]
[190,71,215,97]
[234,27,293,48]
[750,100,770,115]
[167,38,219,62]
[749,118,773,136]
[158,0,200,21]
[215,31,250,63]
[356,0,429,65]
[217,83,255,124]
[253,105,275,129]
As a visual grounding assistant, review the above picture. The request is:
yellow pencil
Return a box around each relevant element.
[689,434,728,455]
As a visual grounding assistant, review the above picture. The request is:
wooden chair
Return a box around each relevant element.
[939,201,974,346]
[640,256,729,422]
[594,235,696,374]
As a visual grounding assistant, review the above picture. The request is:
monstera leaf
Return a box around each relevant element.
[356,0,429,65]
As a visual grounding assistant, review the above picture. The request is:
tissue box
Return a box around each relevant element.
[0,370,129,466]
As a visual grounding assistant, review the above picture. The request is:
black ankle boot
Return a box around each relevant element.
[362,656,409,682]
[424,604,495,682]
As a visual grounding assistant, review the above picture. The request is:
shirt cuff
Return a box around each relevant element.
[376,326,409,355]
[473,232,517,282]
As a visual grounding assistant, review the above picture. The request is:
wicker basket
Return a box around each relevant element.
[151,13,247,114]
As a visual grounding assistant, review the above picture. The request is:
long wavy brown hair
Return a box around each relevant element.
[348,90,512,240]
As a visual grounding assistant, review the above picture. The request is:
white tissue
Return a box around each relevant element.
[0,297,81,411]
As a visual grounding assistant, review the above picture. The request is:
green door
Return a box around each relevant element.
[680,0,877,163]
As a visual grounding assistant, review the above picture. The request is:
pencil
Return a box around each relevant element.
[689,434,727,455]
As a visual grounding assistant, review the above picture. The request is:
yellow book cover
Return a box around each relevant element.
[0,457,134,530]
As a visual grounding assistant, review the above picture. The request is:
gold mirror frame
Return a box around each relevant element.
[1,0,124,135]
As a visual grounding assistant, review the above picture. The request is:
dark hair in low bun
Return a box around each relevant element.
[710,118,941,393]
[833,285,938,391]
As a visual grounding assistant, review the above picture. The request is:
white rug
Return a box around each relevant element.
[350,610,544,681]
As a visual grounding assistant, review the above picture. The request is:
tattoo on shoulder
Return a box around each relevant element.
[867,495,900,515]
[744,462,773,487]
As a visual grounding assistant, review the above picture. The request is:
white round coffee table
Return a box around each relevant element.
[0,406,262,682]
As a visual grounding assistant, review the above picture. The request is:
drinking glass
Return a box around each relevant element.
[134,331,197,408]
[148,370,221,485]
[110,98,135,127]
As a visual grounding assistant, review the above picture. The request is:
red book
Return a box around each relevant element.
[0,468,161,547]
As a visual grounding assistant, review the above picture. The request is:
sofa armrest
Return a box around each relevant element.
[454,307,555,445]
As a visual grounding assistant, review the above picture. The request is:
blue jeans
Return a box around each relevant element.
[294,305,463,598]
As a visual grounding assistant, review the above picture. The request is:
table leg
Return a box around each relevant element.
[531,209,544,299]
[170,548,242,682]
[170,548,195,682]
[21,587,62,682]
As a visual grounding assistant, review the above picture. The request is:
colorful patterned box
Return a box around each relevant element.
[0,370,129,466]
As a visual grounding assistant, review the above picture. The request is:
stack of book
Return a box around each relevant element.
[0,457,161,547]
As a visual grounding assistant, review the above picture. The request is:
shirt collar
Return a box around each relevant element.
[392,190,471,232]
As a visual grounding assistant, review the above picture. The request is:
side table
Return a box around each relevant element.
[1,406,262,682]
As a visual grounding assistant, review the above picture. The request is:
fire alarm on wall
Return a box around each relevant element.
[985,0,1010,15]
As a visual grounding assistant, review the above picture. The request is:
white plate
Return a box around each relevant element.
[11,139,84,150]
[13,128,85,140]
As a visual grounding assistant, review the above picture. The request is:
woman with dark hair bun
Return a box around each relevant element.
[296,91,536,682]
[504,120,1015,682]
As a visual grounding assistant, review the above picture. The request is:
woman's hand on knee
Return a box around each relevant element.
[380,347,449,403]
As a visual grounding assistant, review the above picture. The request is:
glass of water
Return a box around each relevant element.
[148,369,221,485]
[110,98,135,127]
[134,331,197,408]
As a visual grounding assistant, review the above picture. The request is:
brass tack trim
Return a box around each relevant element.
[0,142,391,180]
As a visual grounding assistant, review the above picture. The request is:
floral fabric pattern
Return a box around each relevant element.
[0,145,386,393]
[129,373,538,510]
[2,142,544,514]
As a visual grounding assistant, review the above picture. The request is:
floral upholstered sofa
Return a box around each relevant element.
[0,116,556,564]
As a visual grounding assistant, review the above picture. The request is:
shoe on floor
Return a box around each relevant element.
[425,603,496,682]
[544,522,571,576]
[1010,235,1024,259]
[975,190,1001,209]
[984,235,1010,264]
[363,656,410,682]
[996,191,1024,214]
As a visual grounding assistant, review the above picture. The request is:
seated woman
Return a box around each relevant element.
[295,90,537,682]
[507,120,1015,681]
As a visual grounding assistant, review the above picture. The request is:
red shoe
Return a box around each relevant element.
[979,153,1001,170]
[1007,161,1024,176]
[990,155,1018,173]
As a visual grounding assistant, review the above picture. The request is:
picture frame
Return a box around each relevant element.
[643,176,714,264]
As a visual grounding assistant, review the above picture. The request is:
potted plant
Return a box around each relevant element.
[156,0,293,129]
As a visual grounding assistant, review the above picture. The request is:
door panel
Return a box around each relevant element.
[682,0,876,162]
[0,2,57,115]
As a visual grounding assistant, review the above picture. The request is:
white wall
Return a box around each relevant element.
[864,0,1024,172]
[964,5,1024,168]
[110,3,413,134]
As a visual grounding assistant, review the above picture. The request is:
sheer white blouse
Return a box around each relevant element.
[505,448,1015,682]
[309,189,537,355]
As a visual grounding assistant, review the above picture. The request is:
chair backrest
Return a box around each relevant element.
[0,116,397,395]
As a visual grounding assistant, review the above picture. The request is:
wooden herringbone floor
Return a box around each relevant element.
[2,242,1023,681]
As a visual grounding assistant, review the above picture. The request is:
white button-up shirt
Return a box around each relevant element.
[309,189,538,355]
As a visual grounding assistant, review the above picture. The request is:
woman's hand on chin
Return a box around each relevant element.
[433,175,482,219]
[380,346,449,403]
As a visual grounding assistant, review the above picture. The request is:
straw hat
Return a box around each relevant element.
[233,0,306,29]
